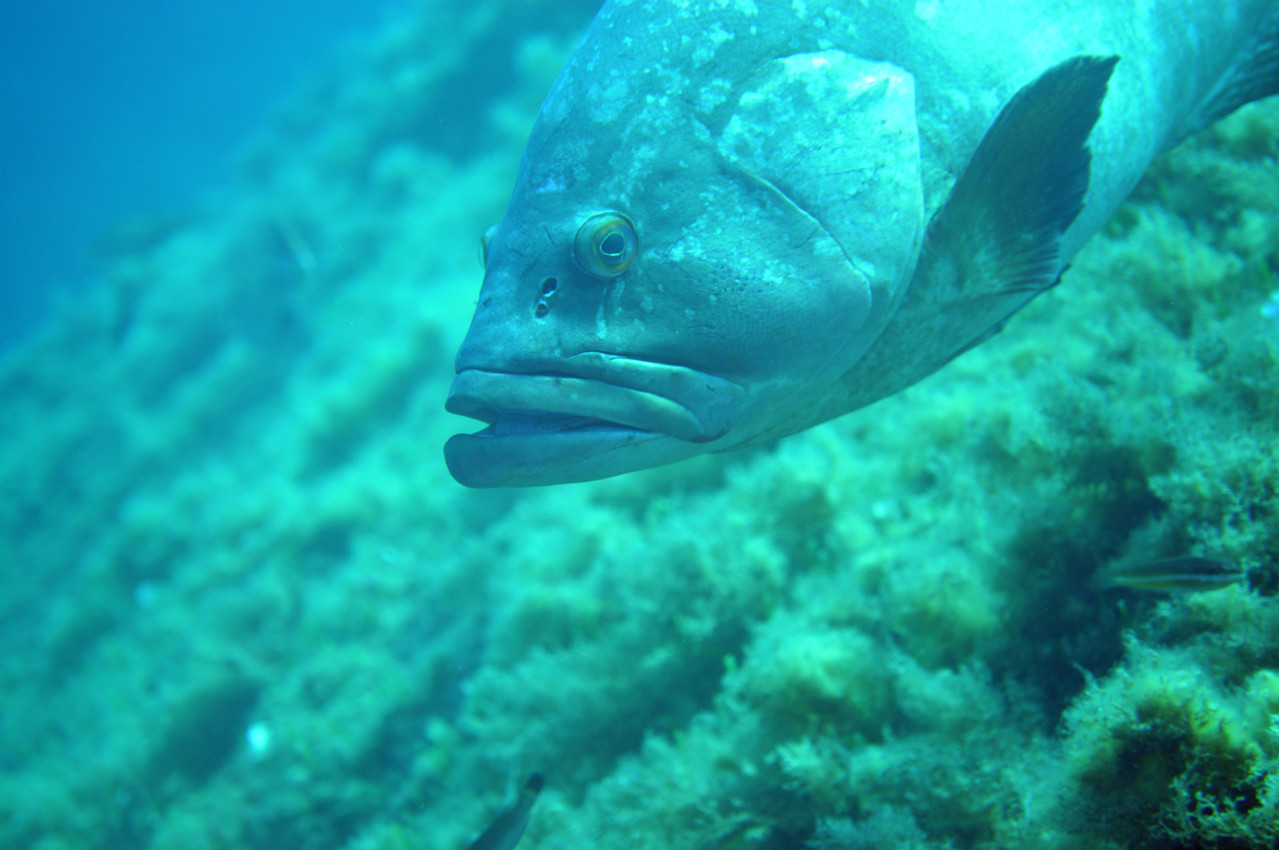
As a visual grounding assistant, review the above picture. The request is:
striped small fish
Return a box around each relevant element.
[1092,557,1245,593]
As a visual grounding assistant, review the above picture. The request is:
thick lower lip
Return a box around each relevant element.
[446,353,744,442]
[443,371,679,487]
[445,369,711,441]
[442,358,744,486]
[443,425,670,487]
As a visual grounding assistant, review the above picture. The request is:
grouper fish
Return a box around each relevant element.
[444,0,1279,487]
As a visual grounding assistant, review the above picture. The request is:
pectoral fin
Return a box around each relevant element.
[719,50,925,339]
[837,55,1117,409]
[921,54,1118,307]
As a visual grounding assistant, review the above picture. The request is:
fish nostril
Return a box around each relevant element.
[533,278,557,318]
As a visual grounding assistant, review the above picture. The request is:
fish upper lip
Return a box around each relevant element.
[445,353,744,443]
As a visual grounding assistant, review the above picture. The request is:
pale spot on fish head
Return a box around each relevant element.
[692,23,735,66]
[595,303,608,338]
[915,0,940,23]
[536,176,566,193]
[589,73,631,124]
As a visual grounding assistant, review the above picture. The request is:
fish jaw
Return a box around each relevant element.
[443,357,745,487]
[444,424,701,488]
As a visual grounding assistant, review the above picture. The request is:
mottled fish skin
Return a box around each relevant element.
[445,0,1279,487]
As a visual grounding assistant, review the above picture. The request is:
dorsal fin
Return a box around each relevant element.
[1177,8,1279,139]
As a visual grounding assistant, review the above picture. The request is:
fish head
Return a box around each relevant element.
[446,32,924,487]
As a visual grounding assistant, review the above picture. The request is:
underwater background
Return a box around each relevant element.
[2,1,1278,848]
[0,0,396,348]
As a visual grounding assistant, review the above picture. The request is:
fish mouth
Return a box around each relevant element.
[462,409,640,438]
[444,353,744,486]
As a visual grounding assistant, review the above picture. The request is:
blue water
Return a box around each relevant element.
[0,1,398,349]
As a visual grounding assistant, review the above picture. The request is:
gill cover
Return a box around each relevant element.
[718,51,925,356]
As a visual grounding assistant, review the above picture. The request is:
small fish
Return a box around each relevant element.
[1092,557,1245,593]
[467,773,544,850]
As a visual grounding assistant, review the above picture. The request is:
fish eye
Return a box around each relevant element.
[573,212,637,278]
[478,224,497,268]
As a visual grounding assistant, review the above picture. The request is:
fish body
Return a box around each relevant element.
[445,0,1279,487]
[1092,556,1246,593]
[466,773,544,850]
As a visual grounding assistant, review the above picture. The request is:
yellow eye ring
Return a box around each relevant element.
[573,212,637,278]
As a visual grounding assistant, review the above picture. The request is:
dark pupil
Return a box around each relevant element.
[599,230,626,259]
